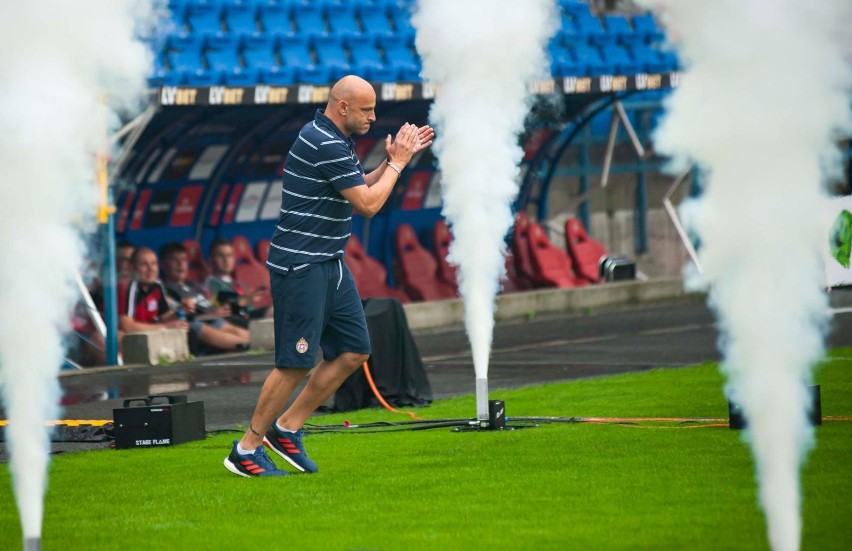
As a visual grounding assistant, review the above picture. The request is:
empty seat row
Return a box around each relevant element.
[148,0,674,85]
[558,12,665,46]
[167,2,414,41]
[549,42,678,76]
[512,213,611,289]
[152,34,420,85]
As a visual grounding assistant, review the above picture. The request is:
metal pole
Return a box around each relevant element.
[110,104,156,178]
[578,125,590,230]
[662,164,702,272]
[600,107,620,189]
[103,188,120,366]
[615,100,646,159]
[75,273,106,337]
[635,170,648,254]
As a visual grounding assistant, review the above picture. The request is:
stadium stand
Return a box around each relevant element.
[147,0,678,87]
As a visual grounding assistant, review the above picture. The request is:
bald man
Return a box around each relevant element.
[224,76,435,477]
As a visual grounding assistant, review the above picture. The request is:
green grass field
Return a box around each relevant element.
[1,352,850,550]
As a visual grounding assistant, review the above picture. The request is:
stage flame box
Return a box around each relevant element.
[113,394,205,449]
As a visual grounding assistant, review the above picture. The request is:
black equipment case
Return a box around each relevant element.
[113,394,205,449]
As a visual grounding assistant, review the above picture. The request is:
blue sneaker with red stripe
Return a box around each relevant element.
[263,426,318,473]
[223,440,288,477]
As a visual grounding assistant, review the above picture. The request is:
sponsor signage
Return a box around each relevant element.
[169,185,204,227]
[154,73,680,107]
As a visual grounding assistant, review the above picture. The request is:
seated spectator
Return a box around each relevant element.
[119,247,249,353]
[158,242,251,352]
[205,238,270,321]
[116,240,135,283]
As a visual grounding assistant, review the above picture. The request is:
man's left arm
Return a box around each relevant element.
[364,125,435,187]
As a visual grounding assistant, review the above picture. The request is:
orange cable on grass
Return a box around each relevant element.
[361,361,423,420]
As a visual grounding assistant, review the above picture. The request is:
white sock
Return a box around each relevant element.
[276,422,298,434]
[236,442,255,455]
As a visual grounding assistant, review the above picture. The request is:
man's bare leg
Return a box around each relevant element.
[239,368,309,449]
[277,351,368,430]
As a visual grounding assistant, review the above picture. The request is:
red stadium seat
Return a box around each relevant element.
[395,224,456,302]
[564,217,607,283]
[231,235,272,309]
[344,235,408,302]
[256,239,270,265]
[432,219,458,292]
[499,250,527,293]
[527,223,586,288]
[510,213,540,288]
[182,239,210,283]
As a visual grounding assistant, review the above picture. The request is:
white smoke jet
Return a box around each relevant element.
[639,1,852,550]
[413,0,558,420]
[0,1,151,544]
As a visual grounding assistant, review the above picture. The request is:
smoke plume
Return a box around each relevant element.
[0,0,152,540]
[413,0,557,388]
[640,1,852,549]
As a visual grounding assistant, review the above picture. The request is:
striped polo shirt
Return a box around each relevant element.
[266,109,365,275]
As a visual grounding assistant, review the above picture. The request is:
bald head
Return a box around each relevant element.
[329,75,374,105]
[325,75,377,137]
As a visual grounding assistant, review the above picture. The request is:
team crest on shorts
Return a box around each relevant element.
[296,337,309,354]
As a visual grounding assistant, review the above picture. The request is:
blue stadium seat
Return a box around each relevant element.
[259,66,296,85]
[602,14,637,45]
[258,5,294,37]
[549,42,583,77]
[169,48,204,74]
[358,5,395,39]
[205,36,257,85]
[389,7,415,45]
[377,36,420,81]
[573,14,606,43]
[347,36,397,82]
[278,35,315,70]
[166,0,188,21]
[327,5,361,38]
[185,4,224,36]
[169,49,222,86]
[629,44,666,74]
[632,13,665,43]
[558,14,586,49]
[294,65,333,85]
[242,35,280,70]
[149,54,185,86]
[224,4,260,37]
[313,36,351,79]
[601,44,639,74]
[657,48,680,71]
[571,45,613,76]
[558,0,590,16]
[167,33,206,52]
[292,4,327,37]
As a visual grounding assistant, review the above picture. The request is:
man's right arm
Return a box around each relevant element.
[340,123,419,218]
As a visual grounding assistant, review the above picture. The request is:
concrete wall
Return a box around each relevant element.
[247,277,689,349]
[122,329,190,365]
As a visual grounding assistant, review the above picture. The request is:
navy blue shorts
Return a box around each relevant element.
[271,259,371,369]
